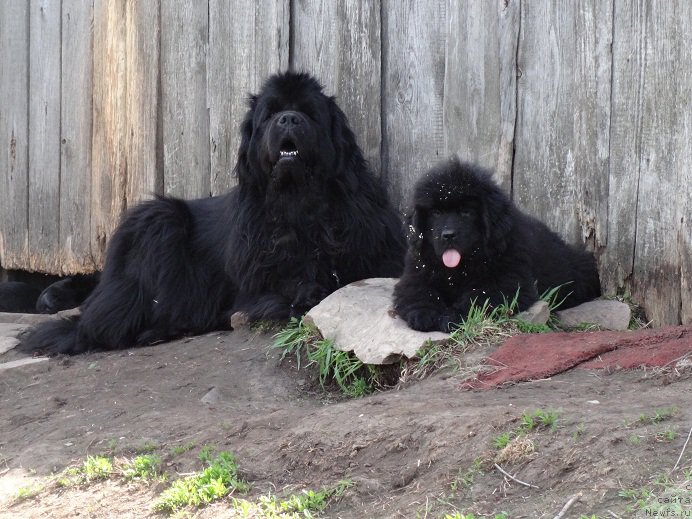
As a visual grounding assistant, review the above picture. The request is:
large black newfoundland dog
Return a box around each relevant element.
[393,157,601,332]
[22,72,405,355]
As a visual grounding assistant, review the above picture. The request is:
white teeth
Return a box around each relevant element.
[279,150,299,157]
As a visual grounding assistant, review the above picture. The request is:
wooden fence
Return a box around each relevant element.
[1,0,690,326]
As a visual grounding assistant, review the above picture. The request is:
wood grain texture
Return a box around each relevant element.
[513,0,612,249]
[0,2,30,270]
[91,0,127,266]
[126,0,161,205]
[208,0,289,195]
[60,0,96,274]
[612,0,691,326]
[292,0,381,175]
[161,0,210,199]
[382,0,447,211]
[443,0,520,192]
[28,0,62,272]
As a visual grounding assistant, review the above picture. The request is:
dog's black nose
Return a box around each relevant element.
[441,229,456,241]
[276,111,303,129]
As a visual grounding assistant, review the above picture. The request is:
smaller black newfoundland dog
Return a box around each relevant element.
[21,72,405,355]
[393,157,601,332]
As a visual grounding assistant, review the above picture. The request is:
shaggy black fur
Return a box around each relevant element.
[21,72,405,355]
[0,282,41,313]
[393,157,601,332]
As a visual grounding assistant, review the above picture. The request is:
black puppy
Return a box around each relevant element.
[21,72,405,355]
[393,157,601,332]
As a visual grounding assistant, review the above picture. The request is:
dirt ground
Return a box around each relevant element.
[0,327,690,518]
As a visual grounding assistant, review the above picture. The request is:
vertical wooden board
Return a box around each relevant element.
[0,2,29,270]
[382,0,446,210]
[443,0,520,192]
[126,0,161,204]
[629,1,691,325]
[513,1,611,249]
[292,0,381,175]
[161,0,210,199]
[60,0,96,274]
[602,0,644,298]
[208,0,289,195]
[28,0,62,272]
[91,0,128,266]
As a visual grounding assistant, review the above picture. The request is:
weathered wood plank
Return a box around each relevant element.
[0,2,30,270]
[292,0,381,175]
[28,0,62,272]
[125,0,161,205]
[91,0,128,266]
[443,0,520,191]
[382,0,447,210]
[513,1,612,249]
[623,0,691,326]
[161,0,210,199]
[208,0,289,195]
[60,0,96,274]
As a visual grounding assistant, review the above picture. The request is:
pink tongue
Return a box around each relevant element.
[442,249,461,268]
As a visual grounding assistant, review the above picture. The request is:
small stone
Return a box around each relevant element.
[201,387,223,405]
[515,300,549,326]
[305,278,449,365]
[230,311,249,329]
[556,299,631,331]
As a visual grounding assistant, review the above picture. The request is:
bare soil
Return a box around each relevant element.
[0,327,690,518]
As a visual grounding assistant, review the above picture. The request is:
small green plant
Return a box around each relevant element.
[15,484,43,501]
[572,422,586,440]
[540,283,572,312]
[273,318,379,396]
[272,317,314,369]
[154,451,248,514]
[134,441,159,454]
[632,407,678,426]
[518,409,559,432]
[493,431,513,450]
[450,458,484,491]
[229,480,353,518]
[121,454,162,482]
[170,441,197,456]
[449,292,519,347]
[198,444,215,465]
[655,428,677,442]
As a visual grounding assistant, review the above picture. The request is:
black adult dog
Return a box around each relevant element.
[393,157,601,332]
[21,72,405,354]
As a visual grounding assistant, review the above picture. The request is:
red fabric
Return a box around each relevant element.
[462,326,692,390]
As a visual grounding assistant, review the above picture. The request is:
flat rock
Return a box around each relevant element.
[0,323,32,354]
[515,300,549,325]
[304,278,449,365]
[0,312,53,325]
[0,357,49,372]
[556,299,631,330]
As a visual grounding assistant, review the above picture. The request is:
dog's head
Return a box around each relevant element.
[407,158,513,269]
[234,72,365,194]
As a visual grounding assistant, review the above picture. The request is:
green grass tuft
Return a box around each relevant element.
[154,451,249,515]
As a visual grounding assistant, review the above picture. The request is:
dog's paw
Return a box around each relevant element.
[404,308,443,332]
[291,282,330,315]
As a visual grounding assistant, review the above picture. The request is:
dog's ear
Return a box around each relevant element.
[328,97,365,190]
[406,207,426,256]
[233,95,258,188]
[479,189,513,256]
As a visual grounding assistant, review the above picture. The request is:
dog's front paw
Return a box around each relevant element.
[402,308,444,332]
[291,282,330,316]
